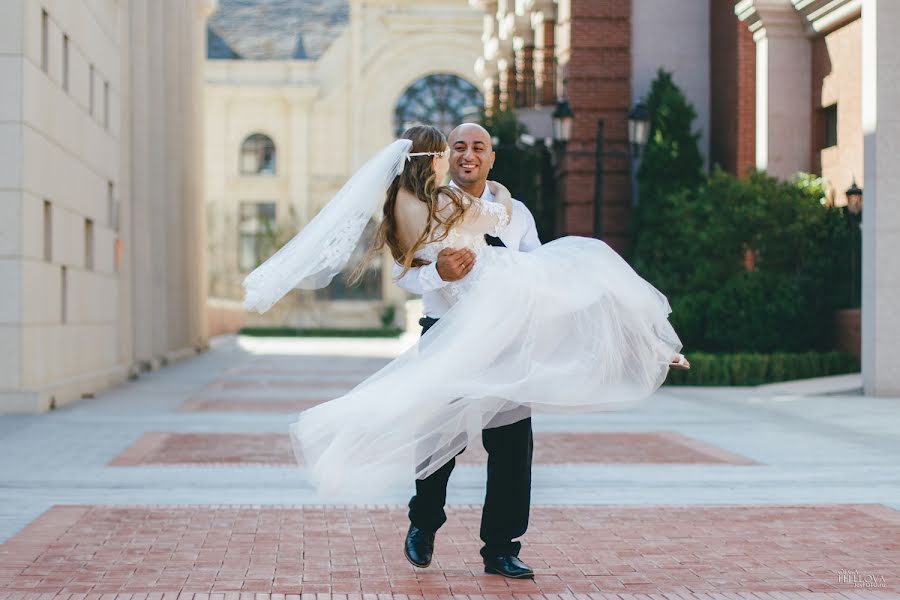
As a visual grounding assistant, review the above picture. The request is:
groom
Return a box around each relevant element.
[393,123,541,579]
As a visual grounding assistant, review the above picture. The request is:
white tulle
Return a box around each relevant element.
[289,196,682,500]
[242,139,413,313]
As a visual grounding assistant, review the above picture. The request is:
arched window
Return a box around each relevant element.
[394,74,484,137]
[240,133,276,175]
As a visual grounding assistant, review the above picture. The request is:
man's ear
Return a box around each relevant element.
[490,150,496,170]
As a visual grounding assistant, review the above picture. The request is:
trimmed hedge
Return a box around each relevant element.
[664,351,860,386]
[239,327,404,338]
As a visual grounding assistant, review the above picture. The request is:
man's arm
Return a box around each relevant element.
[393,247,477,294]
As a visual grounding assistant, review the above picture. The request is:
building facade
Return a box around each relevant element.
[204,0,486,331]
[475,0,898,395]
[0,0,211,413]
[474,0,744,254]
[738,0,898,396]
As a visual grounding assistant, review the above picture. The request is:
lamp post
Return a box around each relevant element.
[549,100,652,241]
[627,103,651,208]
[845,179,863,308]
[547,99,574,239]
[552,99,574,147]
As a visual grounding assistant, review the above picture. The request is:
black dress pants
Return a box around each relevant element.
[407,316,533,559]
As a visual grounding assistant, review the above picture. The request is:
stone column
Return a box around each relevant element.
[497,41,516,112]
[736,0,812,179]
[861,0,900,395]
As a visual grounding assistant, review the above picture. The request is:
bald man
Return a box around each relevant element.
[392,123,540,579]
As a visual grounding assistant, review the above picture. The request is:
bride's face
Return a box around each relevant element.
[432,146,450,183]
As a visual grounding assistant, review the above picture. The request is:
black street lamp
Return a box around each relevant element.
[552,99,574,145]
[627,102,651,156]
[845,179,863,308]
[846,179,863,218]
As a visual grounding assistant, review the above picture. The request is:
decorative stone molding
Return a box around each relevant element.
[791,0,861,33]
[736,0,806,41]
[737,0,860,38]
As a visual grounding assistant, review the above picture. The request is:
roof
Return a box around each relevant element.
[207,0,349,61]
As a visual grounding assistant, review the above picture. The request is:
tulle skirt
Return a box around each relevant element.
[288,236,682,498]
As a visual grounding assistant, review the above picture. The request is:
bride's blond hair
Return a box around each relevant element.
[350,125,469,284]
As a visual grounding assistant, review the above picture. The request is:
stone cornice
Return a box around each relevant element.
[735,0,806,41]
[737,0,860,39]
[791,0,861,33]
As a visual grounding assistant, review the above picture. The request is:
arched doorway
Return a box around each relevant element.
[394,73,484,137]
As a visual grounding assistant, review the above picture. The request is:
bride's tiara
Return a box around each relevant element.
[405,149,449,163]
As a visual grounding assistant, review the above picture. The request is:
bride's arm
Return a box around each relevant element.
[487,180,514,218]
[445,185,512,238]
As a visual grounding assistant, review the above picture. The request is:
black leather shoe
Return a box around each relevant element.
[484,554,534,579]
[404,524,435,568]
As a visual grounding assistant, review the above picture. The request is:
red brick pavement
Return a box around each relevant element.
[0,504,896,596]
[108,432,757,467]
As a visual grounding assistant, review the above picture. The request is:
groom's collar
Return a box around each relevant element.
[449,180,495,201]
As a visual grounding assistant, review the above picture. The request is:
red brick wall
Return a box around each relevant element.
[535,19,556,106]
[709,1,756,176]
[558,0,632,255]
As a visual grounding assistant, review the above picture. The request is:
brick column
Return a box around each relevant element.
[556,0,632,254]
[532,1,556,106]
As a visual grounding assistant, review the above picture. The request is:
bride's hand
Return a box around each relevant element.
[487,180,511,202]
[487,180,513,215]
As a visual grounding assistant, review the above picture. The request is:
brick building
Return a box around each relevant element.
[475,0,900,395]
[474,0,757,254]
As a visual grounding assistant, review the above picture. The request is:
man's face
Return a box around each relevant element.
[448,125,495,190]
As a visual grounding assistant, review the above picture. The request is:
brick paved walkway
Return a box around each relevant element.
[0,334,898,599]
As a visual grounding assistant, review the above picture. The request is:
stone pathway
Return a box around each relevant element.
[0,334,897,598]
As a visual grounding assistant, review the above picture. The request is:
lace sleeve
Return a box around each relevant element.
[454,195,511,237]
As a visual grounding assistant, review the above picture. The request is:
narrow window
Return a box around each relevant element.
[238,201,277,271]
[43,200,52,261]
[84,219,94,270]
[62,34,69,91]
[107,181,117,231]
[823,104,838,148]
[89,64,95,115]
[61,266,67,323]
[41,10,49,73]
[103,81,110,129]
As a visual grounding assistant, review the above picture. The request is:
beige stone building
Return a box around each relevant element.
[204,0,485,332]
[0,0,211,413]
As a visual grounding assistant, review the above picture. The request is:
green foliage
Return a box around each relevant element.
[379,304,397,328]
[481,108,527,145]
[664,351,860,386]
[636,68,704,207]
[630,70,861,354]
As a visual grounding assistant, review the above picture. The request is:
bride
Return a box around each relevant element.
[242,125,688,498]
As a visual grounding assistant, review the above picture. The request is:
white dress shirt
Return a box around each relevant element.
[392,182,542,318]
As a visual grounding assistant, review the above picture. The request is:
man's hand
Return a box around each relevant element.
[436,247,475,282]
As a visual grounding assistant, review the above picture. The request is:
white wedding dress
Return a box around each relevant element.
[288,193,682,499]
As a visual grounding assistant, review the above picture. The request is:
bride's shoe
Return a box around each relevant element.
[669,353,691,370]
